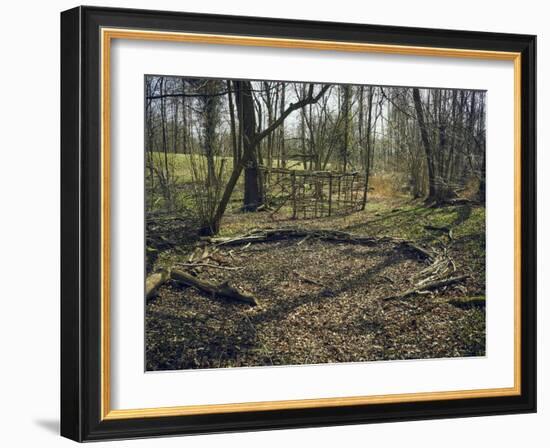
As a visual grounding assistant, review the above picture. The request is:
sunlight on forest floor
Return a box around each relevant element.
[146,198,486,371]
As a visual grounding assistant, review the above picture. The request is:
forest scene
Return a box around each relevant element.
[144,76,487,371]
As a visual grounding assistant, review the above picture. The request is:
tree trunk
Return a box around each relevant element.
[243,164,262,211]
[361,86,374,210]
[341,85,351,172]
[413,88,437,203]
[279,83,286,168]
[238,81,263,211]
[159,77,171,208]
[300,84,308,169]
[201,80,219,187]
[478,142,486,203]
[227,80,239,164]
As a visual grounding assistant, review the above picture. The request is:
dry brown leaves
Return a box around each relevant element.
[146,238,485,371]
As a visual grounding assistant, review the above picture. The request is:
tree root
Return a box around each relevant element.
[206,228,434,262]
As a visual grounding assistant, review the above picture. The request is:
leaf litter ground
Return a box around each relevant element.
[146,201,485,371]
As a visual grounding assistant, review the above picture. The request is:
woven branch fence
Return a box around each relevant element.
[261,167,367,219]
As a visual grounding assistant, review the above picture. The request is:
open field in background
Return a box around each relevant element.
[147,152,317,213]
[148,152,320,182]
[146,152,411,215]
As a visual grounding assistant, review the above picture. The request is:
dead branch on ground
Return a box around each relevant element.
[383,275,469,301]
[145,268,258,306]
[175,262,243,271]
[424,224,453,240]
[170,269,258,306]
[207,228,434,262]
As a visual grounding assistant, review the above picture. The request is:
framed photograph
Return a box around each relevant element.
[61,6,536,441]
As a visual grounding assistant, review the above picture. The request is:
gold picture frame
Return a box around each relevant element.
[61,6,536,441]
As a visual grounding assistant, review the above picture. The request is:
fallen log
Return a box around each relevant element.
[208,228,433,261]
[170,268,258,306]
[208,228,380,246]
[424,225,450,232]
[145,269,171,300]
[397,241,434,261]
[433,198,475,207]
[175,262,242,271]
[383,275,469,301]
[448,295,485,309]
[424,225,453,240]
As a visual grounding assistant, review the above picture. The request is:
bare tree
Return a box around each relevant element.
[205,82,330,234]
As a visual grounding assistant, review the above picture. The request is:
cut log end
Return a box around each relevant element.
[145,269,171,300]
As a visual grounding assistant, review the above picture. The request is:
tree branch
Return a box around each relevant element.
[254,84,330,143]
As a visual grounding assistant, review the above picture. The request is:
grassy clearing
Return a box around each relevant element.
[148,152,313,183]
[147,152,322,214]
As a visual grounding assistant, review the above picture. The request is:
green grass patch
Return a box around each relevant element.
[147,152,311,184]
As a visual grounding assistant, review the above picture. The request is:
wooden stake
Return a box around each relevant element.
[328,173,333,216]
